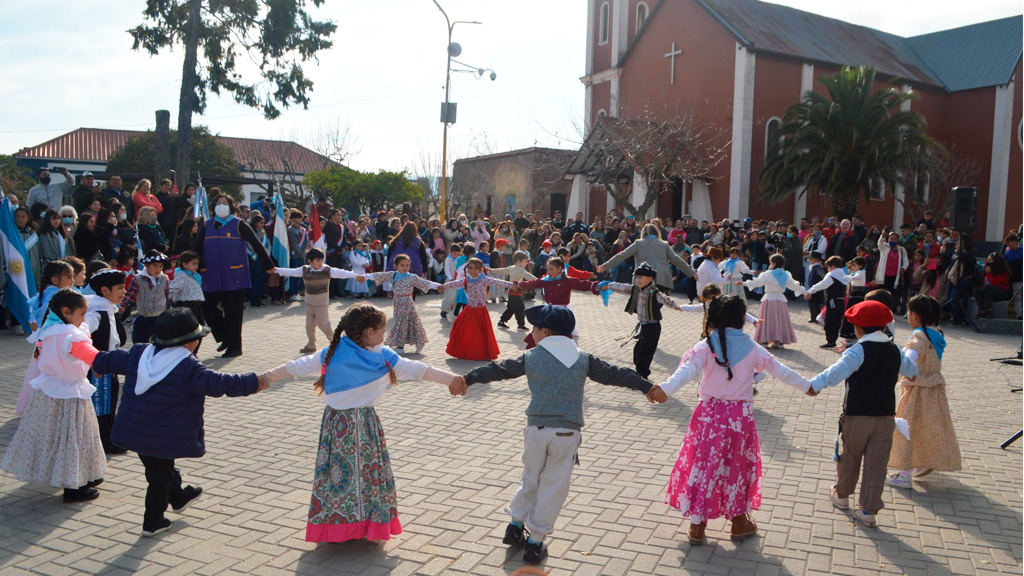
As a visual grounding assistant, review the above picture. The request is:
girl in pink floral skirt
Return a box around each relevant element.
[647,296,812,545]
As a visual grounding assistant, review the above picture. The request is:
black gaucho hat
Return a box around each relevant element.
[524,304,575,338]
[87,268,126,293]
[150,308,210,346]
[140,250,169,265]
[633,262,657,278]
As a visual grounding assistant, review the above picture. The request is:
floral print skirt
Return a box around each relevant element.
[1,393,106,489]
[387,295,428,348]
[665,398,762,522]
[306,406,402,542]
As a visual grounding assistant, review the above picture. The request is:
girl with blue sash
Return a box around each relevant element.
[262,303,461,542]
[742,254,805,349]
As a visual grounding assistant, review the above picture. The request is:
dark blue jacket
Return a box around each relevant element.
[93,344,259,459]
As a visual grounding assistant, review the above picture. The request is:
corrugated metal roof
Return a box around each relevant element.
[14,128,337,174]
[696,0,1022,92]
[907,16,1023,92]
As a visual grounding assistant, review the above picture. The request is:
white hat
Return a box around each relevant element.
[81,171,94,178]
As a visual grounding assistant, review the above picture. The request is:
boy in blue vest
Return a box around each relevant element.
[455,304,664,564]
[806,300,918,528]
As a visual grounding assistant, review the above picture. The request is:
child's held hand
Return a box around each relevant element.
[805,387,819,397]
[256,372,272,393]
[647,385,668,404]
[448,376,467,396]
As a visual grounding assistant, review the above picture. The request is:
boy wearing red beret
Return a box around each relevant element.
[806,301,918,527]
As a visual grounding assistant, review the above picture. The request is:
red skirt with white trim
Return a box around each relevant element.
[446,305,500,360]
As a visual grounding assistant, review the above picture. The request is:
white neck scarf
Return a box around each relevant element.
[135,345,192,395]
[537,335,581,368]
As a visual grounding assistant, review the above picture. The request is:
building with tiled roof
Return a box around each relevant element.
[14,128,338,204]
[572,0,1022,242]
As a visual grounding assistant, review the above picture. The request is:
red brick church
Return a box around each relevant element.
[566,0,1022,241]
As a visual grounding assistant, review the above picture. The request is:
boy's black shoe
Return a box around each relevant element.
[222,349,242,358]
[502,523,527,546]
[105,446,128,455]
[522,541,548,564]
[141,517,172,537]
[517,325,529,331]
[86,478,104,488]
[63,487,100,503]
[171,486,203,513]
[216,341,228,352]
[440,311,447,319]
[497,321,510,329]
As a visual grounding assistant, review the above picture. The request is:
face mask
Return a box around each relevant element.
[62,217,74,225]
[813,230,821,236]
[729,256,738,260]
[38,211,47,219]
[787,233,794,238]
[889,241,897,248]
[214,205,231,218]
[39,176,51,185]
[10,204,18,211]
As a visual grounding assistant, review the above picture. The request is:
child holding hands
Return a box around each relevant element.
[648,296,812,545]
[262,303,461,542]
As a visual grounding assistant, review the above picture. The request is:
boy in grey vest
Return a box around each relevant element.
[458,304,665,564]
[272,248,362,353]
[120,250,171,344]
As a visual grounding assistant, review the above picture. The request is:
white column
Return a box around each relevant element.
[679,179,689,220]
[585,0,595,76]
[794,63,814,223]
[691,180,713,223]
[728,43,756,219]
[569,174,589,219]
[987,79,1015,242]
[611,0,629,66]
[610,75,620,117]
[585,85,594,133]
[892,84,913,227]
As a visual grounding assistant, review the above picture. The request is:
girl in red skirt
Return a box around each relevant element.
[646,296,812,545]
[741,254,805,349]
[441,258,514,360]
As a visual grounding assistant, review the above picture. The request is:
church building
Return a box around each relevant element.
[567,0,1022,241]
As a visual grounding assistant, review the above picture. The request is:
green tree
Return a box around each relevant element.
[303,167,423,214]
[106,126,243,199]
[0,155,35,202]
[759,65,942,220]
[129,0,337,192]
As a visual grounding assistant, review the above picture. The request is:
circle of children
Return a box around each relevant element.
[5,182,1012,565]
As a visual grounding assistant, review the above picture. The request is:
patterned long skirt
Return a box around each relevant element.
[665,398,762,523]
[306,406,402,542]
[754,300,797,345]
[387,295,427,348]
[1,394,106,489]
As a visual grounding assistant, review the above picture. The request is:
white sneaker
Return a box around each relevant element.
[415,344,424,354]
[885,473,912,488]
[394,347,405,354]
[853,507,877,528]
[829,486,849,510]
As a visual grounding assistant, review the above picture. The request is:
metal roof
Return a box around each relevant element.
[695,0,1022,92]
[907,16,1023,92]
[14,128,338,174]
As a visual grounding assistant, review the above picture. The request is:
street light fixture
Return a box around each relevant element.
[431,0,493,220]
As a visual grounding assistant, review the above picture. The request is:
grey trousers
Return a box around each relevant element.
[836,414,895,514]
[507,426,581,541]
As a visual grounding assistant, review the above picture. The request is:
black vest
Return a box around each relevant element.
[624,285,662,322]
[825,273,846,300]
[843,341,901,416]
[92,309,126,352]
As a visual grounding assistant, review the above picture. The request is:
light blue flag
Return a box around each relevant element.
[271,192,290,292]
[0,197,37,331]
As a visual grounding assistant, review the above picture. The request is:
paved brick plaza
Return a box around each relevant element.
[0,293,1021,575]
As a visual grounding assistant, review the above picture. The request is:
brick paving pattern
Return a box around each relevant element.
[0,293,1020,575]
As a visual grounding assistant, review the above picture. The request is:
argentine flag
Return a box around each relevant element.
[271,192,291,292]
[0,197,37,331]
[193,184,210,221]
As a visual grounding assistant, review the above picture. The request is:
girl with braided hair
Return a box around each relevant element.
[647,295,813,546]
[262,302,464,543]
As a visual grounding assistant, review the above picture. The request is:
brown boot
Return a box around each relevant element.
[730,514,758,541]
[687,522,707,545]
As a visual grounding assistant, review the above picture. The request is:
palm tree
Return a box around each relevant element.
[759,65,942,220]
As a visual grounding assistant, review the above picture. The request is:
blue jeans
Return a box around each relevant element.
[287,256,304,296]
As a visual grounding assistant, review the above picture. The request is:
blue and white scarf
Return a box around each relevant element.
[322,336,400,394]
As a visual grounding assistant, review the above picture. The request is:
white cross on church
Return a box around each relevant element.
[665,42,683,85]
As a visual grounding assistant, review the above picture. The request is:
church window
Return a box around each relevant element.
[599,2,610,45]
[597,109,607,117]
[636,3,648,32]
[764,117,783,160]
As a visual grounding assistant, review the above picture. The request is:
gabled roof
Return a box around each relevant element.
[453,146,577,165]
[622,0,1022,93]
[14,128,337,174]
[907,16,1023,91]
[564,116,715,183]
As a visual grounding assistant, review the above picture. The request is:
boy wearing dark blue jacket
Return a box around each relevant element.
[92,308,270,536]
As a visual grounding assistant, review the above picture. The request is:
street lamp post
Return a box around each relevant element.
[431,0,493,220]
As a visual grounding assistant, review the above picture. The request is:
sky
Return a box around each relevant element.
[1,0,1021,175]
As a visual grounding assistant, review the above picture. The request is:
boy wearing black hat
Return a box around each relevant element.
[84,268,128,454]
[597,261,685,378]
[91,308,272,537]
[806,300,918,528]
[120,250,171,345]
[456,304,664,564]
